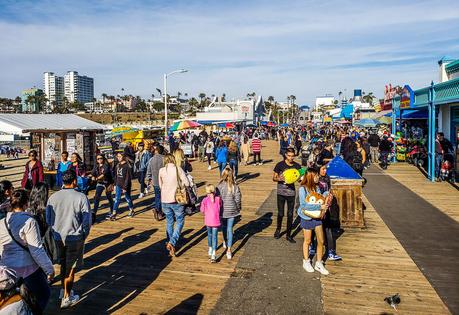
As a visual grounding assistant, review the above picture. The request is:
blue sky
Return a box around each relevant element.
[1,0,459,105]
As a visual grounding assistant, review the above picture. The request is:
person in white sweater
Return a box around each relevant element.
[0,189,54,313]
[159,154,190,257]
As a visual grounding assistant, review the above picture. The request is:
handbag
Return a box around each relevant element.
[175,166,189,205]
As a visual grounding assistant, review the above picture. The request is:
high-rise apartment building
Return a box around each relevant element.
[43,72,64,108]
[64,71,94,104]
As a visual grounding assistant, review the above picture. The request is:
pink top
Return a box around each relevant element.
[200,195,221,227]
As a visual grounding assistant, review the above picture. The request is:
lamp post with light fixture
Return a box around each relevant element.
[163,69,189,139]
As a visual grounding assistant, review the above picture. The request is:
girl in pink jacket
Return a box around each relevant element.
[200,184,221,263]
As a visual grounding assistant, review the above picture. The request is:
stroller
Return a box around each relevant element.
[439,153,455,182]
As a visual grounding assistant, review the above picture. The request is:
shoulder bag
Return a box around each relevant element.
[175,166,189,205]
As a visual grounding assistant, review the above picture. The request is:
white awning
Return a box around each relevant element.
[0,114,108,135]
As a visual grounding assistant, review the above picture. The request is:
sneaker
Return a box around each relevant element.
[226,251,232,260]
[286,236,296,244]
[208,165,212,170]
[139,193,144,199]
[110,214,117,221]
[105,214,112,220]
[259,162,263,165]
[328,250,342,261]
[222,241,227,249]
[128,210,134,217]
[274,229,281,239]
[145,188,149,195]
[59,289,74,299]
[60,293,80,309]
[208,247,212,257]
[303,259,314,272]
[314,261,329,275]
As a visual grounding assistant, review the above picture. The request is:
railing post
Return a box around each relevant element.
[391,98,397,163]
[428,81,436,182]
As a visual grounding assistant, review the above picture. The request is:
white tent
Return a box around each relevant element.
[0,114,107,135]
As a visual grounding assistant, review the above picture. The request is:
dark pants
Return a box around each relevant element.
[276,194,295,236]
[229,159,239,178]
[153,185,162,212]
[138,170,147,193]
[253,152,262,164]
[206,153,212,166]
[24,268,50,313]
[93,183,114,214]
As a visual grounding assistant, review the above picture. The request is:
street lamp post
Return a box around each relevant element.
[163,69,189,139]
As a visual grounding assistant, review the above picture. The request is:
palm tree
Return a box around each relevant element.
[247,92,256,99]
[362,92,375,104]
[198,93,206,108]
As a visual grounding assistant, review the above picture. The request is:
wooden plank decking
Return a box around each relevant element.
[383,163,459,223]
[0,143,452,314]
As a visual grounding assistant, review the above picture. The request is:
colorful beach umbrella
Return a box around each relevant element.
[170,120,202,131]
[377,116,392,125]
[354,118,380,128]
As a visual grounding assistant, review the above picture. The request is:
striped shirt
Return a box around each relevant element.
[251,139,262,152]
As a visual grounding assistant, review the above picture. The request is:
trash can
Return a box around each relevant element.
[327,156,365,228]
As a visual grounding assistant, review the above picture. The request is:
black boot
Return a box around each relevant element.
[286,215,296,243]
[274,215,282,239]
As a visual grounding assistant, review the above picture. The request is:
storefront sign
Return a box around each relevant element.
[383,84,397,110]
[400,85,414,109]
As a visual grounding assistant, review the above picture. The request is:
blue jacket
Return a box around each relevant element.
[138,151,152,171]
[216,147,228,164]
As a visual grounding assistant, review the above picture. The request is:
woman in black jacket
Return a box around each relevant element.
[111,153,134,220]
[89,154,114,222]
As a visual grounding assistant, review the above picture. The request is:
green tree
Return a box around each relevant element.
[198,93,206,108]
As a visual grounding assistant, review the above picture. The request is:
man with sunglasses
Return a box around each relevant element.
[273,147,301,243]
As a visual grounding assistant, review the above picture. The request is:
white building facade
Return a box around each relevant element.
[64,71,94,104]
[43,72,64,109]
[196,98,255,124]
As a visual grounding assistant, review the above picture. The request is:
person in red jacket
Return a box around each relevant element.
[21,150,44,190]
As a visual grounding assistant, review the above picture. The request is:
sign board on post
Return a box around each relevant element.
[400,85,414,109]
[240,105,250,113]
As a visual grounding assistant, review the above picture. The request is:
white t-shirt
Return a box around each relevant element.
[205,141,214,154]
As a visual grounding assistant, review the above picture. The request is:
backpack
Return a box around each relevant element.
[352,150,363,171]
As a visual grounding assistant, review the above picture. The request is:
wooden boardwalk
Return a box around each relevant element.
[0,144,452,314]
[384,163,459,223]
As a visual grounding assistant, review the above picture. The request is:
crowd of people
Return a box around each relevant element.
[0,121,456,313]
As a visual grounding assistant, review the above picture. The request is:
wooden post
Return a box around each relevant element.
[331,178,365,228]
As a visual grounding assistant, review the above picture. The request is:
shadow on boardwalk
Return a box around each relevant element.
[162,293,204,315]
[47,228,171,314]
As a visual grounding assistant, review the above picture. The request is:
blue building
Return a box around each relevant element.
[392,56,459,181]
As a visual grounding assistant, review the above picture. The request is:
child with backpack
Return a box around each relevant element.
[200,184,221,263]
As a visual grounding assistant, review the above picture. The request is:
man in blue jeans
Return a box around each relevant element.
[146,144,165,220]
[135,142,151,199]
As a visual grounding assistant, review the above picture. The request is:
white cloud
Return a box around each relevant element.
[0,0,458,104]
